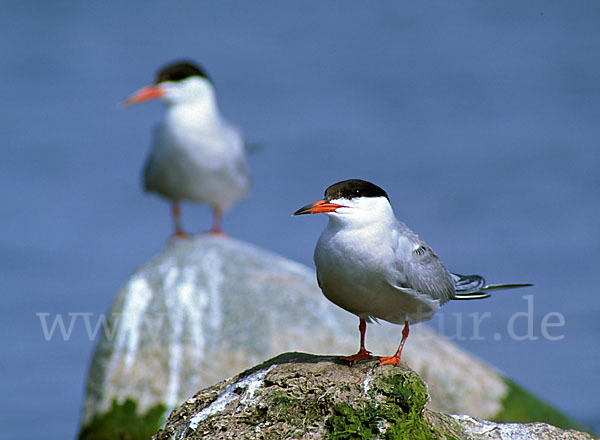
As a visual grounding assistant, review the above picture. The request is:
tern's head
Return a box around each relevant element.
[124,60,215,107]
[294,179,394,227]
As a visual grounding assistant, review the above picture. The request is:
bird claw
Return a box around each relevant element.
[378,355,402,367]
[340,349,373,365]
[205,229,228,237]
[168,230,192,242]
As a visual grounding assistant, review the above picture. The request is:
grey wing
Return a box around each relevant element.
[141,126,161,192]
[141,153,155,192]
[392,223,456,304]
[224,122,251,187]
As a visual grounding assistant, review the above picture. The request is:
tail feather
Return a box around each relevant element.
[454,292,492,300]
[451,272,532,300]
[481,283,534,291]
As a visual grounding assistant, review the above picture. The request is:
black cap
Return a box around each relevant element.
[155,60,211,84]
[325,179,389,201]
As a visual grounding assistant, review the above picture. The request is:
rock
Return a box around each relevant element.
[452,415,596,440]
[153,352,595,440]
[79,236,587,438]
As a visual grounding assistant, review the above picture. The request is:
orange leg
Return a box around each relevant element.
[341,318,373,364]
[379,320,409,367]
[170,201,190,239]
[209,207,226,235]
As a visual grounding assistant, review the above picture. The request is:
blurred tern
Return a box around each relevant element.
[125,60,249,237]
[294,179,532,366]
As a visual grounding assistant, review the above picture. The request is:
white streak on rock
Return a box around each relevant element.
[182,364,276,438]
[362,371,373,396]
[201,249,224,349]
[116,276,153,372]
[452,414,538,440]
[164,266,183,408]
[180,266,205,347]
[164,265,207,408]
[240,364,276,405]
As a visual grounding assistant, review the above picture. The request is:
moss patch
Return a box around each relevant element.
[78,398,167,440]
[264,388,331,432]
[326,371,454,440]
[328,403,379,439]
[493,378,593,434]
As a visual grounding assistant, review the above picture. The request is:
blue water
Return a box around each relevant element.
[1,2,598,438]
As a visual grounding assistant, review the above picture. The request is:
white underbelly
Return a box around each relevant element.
[144,129,248,209]
[318,271,439,325]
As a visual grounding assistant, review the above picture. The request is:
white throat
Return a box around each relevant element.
[325,196,396,230]
[163,77,222,127]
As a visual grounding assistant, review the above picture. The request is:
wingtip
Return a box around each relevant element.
[482,283,534,291]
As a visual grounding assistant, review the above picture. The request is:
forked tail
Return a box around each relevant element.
[451,272,532,300]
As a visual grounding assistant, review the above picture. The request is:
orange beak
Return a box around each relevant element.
[124,85,165,105]
[293,199,346,215]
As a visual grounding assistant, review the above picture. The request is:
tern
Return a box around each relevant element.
[125,60,249,237]
[294,179,532,366]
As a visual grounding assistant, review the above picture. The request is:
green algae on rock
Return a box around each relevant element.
[78,398,166,440]
[326,371,437,439]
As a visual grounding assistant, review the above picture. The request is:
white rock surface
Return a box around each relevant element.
[80,235,507,425]
[452,414,595,440]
